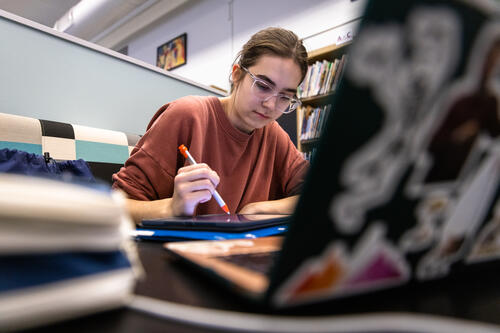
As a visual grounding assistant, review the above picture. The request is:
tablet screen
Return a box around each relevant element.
[141,214,291,232]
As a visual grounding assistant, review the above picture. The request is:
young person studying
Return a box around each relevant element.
[112,27,310,223]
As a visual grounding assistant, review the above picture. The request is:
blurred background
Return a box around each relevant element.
[0,0,366,93]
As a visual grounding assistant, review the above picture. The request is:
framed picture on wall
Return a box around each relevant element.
[156,33,187,71]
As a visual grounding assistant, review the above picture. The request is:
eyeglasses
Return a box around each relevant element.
[241,66,301,114]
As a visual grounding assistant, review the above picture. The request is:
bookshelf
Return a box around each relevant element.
[296,42,351,159]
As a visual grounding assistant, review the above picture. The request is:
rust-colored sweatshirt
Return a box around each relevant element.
[112,95,309,215]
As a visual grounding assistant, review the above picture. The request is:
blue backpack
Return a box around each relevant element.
[0,148,95,182]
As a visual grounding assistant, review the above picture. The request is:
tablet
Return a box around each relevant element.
[140,214,291,232]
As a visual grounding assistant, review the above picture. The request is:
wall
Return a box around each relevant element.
[0,9,222,135]
[126,0,368,92]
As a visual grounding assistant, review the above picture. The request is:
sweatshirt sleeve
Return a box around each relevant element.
[112,98,204,200]
[272,122,310,196]
[112,146,175,200]
[283,144,309,196]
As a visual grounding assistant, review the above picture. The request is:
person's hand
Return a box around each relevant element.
[171,163,220,216]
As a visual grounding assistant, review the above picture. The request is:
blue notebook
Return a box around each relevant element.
[134,225,288,242]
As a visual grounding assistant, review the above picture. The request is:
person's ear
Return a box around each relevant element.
[231,64,243,84]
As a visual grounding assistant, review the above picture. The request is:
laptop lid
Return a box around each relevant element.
[266,0,500,306]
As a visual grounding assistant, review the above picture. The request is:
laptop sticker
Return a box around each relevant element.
[467,200,500,263]
[273,243,347,305]
[330,6,461,235]
[399,192,450,253]
[276,13,500,304]
[402,22,500,279]
[275,224,409,305]
[417,148,500,279]
[343,224,410,292]
[328,7,499,281]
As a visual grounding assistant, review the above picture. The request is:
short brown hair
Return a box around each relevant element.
[231,27,308,91]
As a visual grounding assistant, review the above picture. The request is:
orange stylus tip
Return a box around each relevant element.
[221,204,230,215]
[178,144,188,158]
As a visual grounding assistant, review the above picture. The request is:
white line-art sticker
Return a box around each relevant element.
[467,199,500,263]
[406,22,500,279]
[331,7,461,234]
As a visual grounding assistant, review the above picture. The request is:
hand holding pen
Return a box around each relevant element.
[179,145,230,214]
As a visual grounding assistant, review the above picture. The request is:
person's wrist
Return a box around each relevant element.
[160,197,174,217]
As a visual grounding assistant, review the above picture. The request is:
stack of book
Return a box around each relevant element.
[0,173,141,331]
[297,54,348,98]
[298,104,332,142]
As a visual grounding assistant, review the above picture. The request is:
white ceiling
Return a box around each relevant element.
[0,0,81,27]
[0,0,191,50]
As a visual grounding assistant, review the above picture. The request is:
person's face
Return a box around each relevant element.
[231,55,302,133]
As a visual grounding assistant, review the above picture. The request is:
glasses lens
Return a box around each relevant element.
[276,95,293,112]
[249,73,299,113]
[282,100,299,114]
[251,79,273,98]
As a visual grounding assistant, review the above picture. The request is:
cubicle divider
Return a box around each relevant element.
[0,9,223,135]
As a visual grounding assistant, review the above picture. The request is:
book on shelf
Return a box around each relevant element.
[297,55,348,99]
[320,59,335,95]
[294,44,349,154]
[332,54,348,92]
[300,147,318,162]
[299,104,332,142]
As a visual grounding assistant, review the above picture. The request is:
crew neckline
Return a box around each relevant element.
[209,96,255,143]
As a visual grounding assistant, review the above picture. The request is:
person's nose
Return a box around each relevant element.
[261,95,278,112]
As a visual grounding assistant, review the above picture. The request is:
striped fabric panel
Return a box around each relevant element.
[39,120,75,139]
[39,119,76,160]
[73,125,128,146]
[75,141,129,164]
[73,124,130,164]
[0,142,42,155]
[0,113,42,154]
[0,113,141,183]
[42,137,76,161]
[72,124,140,183]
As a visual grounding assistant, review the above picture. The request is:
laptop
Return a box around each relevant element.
[164,0,500,307]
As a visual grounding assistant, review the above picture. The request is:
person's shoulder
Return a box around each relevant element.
[150,96,216,128]
[170,95,214,107]
[266,121,292,142]
[142,96,219,149]
[264,121,308,173]
[257,121,298,155]
[166,96,207,115]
